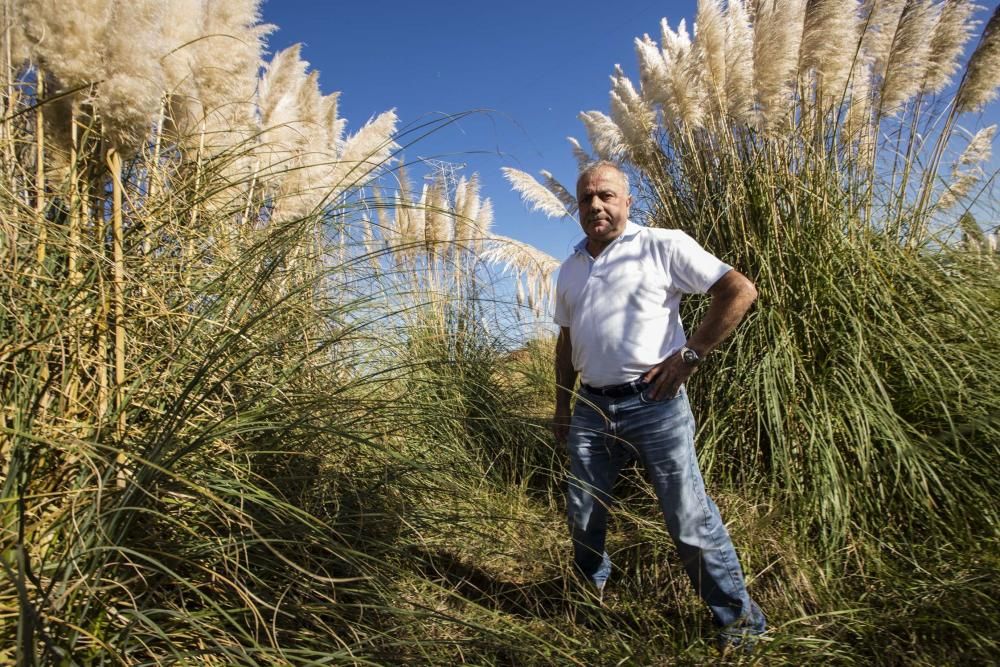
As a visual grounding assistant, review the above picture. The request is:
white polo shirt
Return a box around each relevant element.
[553,221,731,387]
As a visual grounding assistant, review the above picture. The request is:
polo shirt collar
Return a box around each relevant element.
[574,220,642,256]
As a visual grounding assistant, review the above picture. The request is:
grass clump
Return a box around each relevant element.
[4,1,1000,665]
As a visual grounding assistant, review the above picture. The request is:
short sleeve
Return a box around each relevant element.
[553,266,571,327]
[667,232,732,294]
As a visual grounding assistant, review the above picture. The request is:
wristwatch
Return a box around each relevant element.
[680,346,703,366]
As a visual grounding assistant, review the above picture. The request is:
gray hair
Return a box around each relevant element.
[577,160,630,192]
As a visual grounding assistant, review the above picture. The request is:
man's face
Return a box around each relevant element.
[576,167,631,249]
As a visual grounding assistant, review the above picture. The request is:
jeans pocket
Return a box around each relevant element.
[638,387,659,404]
[639,385,683,404]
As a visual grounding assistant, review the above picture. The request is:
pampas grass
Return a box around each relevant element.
[7,0,1000,664]
[508,10,1000,663]
[609,65,657,160]
[567,135,592,168]
[695,0,728,119]
[724,0,754,123]
[502,166,574,219]
[753,0,806,127]
[923,0,978,95]
[880,0,936,113]
[956,4,1000,112]
[800,0,861,108]
[861,0,907,81]
[578,109,625,160]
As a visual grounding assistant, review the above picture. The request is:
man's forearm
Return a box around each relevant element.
[686,270,757,356]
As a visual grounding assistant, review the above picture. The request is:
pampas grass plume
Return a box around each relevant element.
[567,136,592,169]
[473,197,494,246]
[502,167,573,219]
[861,0,907,81]
[635,34,671,105]
[725,0,755,123]
[1,2,29,67]
[479,235,559,312]
[923,0,977,94]
[332,110,399,189]
[459,174,481,226]
[956,4,1000,113]
[424,179,452,247]
[609,65,656,159]
[753,0,806,127]
[937,126,993,208]
[540,169,578,215]
[694,0,729,117]
[19,0,113,86]
[957,123,996,166]
[579,110,625,160]
[800,0,861,107]
[660,18,705,128]
[881,0,936,113]
[84,0,167,151]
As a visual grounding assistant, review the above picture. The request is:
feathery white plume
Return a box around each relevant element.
[198,0,269,107]
[753,0,807,128]
[579,110,625,160]
[324,92,347,154]
[424,178,452,248]
[660,18,705,127]
[460,174,482,227]
[880,0,936,113]
[371,185,396,246]
[162,0,262,150]
[502,167,574,219]
[567,136,592,169]
[479,235,560,314]
[845,61,874,135]
[725,0,755,123]
[635,34,671,105]
[161,0,204,94]
[861,0,907,82]
[609,66,657,159]
[936,166,984,208]
[19,0,113,87]
[540,169,579,216]
[332,110,399,190]
[923,0,977,95]
[256,44,313,208]
[937,125,994,208]
[472,197,494,246]
[454,175,484,246]
[695,0,729,119]
[800,0,862,108]
[957,124,996,166]
[956,5,1000,113]
[97,0,168,151]
[1,1,29,67]
[408,184,427,249]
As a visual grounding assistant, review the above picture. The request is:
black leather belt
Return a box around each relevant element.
[581,378,649,398]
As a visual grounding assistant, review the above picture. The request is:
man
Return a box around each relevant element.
[552,161,765,646]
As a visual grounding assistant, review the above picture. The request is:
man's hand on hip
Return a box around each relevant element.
[642,351,696,400]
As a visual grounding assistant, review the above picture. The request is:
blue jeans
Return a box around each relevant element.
[566,385,765,634]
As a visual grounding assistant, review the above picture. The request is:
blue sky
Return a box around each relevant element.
[261,1,1000,260]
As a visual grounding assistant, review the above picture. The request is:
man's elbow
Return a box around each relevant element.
[713,270,757,305]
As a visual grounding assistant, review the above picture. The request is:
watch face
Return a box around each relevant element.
[682,348,699,364]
